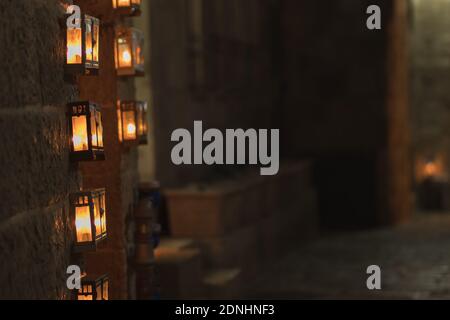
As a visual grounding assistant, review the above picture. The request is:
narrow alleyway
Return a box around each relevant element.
[245,214,450,300]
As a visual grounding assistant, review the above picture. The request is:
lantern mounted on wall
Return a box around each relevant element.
[115,27,145,76]
[65,12,100,76]
[117,101,148,145]
[70,189,107,252]
[68,101,105,162]
[75,274,109,300]
[112,0,141,16]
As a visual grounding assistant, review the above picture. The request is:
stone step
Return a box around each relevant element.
[156,237,196,253]
[203,268,243,299]
[155,248,205,299]
[193,225,260,272]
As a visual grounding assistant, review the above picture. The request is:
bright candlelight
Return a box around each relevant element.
[123,110,137,140]
[75,206,92,242]
[72,116,88,151]
[127,123,136,135]
[67,28,82,64]
[424,161,438,177]
[123,50,132,63]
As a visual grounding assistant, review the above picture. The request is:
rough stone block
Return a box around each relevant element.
[156,248,205,299]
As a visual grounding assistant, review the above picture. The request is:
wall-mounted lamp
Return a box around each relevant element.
[117,101,148,145]
[68,101,105,162]
[70,189,107,252]
[112,0,141,16]
[75,274,109,300]
[65,13,100,76]
[115,27,144,76]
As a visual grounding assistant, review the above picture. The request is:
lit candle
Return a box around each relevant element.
[122,50,132,65]
[67,28,82,64]
[424,161,438,177]
[75,206,92,242]
[118,0,131,6]
[72,116,88,151]
[127,123,136,136]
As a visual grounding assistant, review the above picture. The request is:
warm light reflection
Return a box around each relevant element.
[122,50,132,64]
[113,0,141,8]
[424,161,438,177]
[94,197,101,237]
[103,280,109,300]
[118,40,133,68]
[415,153,447,182]
[123,110,137,140]
[72,116,88,151]
[76,276,109,301]
[85,20,93,59]
[115,28,144,75]
[67,28,82,64]
[78,284,94,301]
[75,206,92,242]
[127,123,136,136]
[93,22,99,63]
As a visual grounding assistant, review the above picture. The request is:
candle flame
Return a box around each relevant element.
[127,123,136,135]
[122,50,132,64]
[75,206,92,242]
[72,116,88,151]
[67,28,82,64]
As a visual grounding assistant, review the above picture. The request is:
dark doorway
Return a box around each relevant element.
[314,154,378,231]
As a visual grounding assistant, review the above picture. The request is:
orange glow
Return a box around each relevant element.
[103,280,109,300]
[75,206,92,243]
[121,48,132,66]
[416,154,447,182]
[424,162,438,177]
[93,23,99,63]
[72,116,88,151]
[94,197,102,237]
[127,123,136,136]
[85,21,93,59]
[123,110,137,140]
[118,0,131,6]
[113,0,141,8]
[67,28,82,64]
[78,284,94,300]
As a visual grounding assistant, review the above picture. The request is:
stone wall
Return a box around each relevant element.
[0,0,78,299]
[149,0,280,187]
[280,0,411,226]
[410,0,450,180]
[0,0,145,300]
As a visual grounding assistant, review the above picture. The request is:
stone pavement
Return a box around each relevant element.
[245,213,450,299]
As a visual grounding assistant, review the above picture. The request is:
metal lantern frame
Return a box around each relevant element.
[112,0,142,16]
[68,101,105,162]
[117,100,139,145]
[70,189,107,252]
[136,101,149,145]
[65,13,100,76]
[115,27,145,77]
[75,274,109,300]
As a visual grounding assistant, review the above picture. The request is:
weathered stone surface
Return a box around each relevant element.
[0,0,75,109]
[0,203,73,299]
[410,0,450,179]
[0,0,78,299]
[0,108,78,221]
